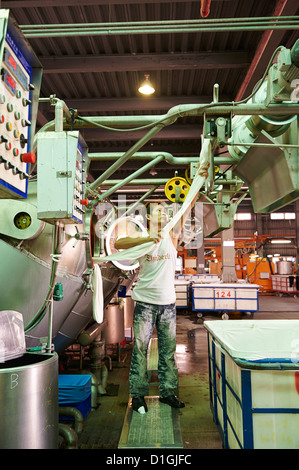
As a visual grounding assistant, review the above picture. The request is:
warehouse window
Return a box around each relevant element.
[270,212,295,220]
[234,213,252,220]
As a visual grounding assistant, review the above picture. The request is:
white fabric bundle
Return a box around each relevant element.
[98,137,211,263]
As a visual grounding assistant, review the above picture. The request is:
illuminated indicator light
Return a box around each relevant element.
[5,142,11,150]
[6,75,16,91]
[13,148,19,157]
[21,152,36,164]
[6,122,12,131]
[7,103,13,112]
[0,115,4,123]
[14,129,20,138]
[16,90,21,99]
[14,111,20,120]
[8,55,17,71]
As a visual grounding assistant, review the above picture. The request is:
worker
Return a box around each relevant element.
[115,197,198,414]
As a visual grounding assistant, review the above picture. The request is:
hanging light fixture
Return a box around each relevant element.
[138,74,155,95]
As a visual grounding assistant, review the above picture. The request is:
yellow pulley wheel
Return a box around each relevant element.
[165,177,190,202]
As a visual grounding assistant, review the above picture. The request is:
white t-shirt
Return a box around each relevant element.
[132,235,177,305]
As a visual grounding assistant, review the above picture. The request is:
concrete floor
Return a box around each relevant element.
[67,294,299,450]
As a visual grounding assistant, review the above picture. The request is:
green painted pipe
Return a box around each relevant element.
[100,178,242,186]
[88,151,239,165]
[100,179,168,186]
[21,16,299,38]
[89,124,167,190]
[121,184,161,217]
[35,103,299,141]
[95,154,164,201]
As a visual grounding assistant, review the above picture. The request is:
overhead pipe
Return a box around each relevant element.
[35,101,299,141]
[21,16,299,37]
[100,178,243,186]
[88,151,239,166]
[91,155,165,203]
[121,184,161,217]
[88,122,171,191]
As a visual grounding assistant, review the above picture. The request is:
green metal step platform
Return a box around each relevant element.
[118,396,183,449]
[118,337,183,449]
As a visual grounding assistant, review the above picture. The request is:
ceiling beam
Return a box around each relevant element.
[2,0,234,7]
[40,51,249,74]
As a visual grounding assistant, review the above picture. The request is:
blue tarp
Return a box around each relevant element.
[58,374,91,404]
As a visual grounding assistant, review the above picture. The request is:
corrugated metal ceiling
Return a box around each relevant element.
[2,0,299,199]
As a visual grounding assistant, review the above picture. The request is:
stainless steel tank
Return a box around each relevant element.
[0,352,58,449]
[277,261,293,275]
[124,296,135,330]
[102,304,125,344]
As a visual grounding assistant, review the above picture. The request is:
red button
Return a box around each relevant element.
[80,199,88,205]
[21,152,36,163]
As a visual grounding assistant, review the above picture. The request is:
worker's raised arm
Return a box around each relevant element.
[114,231,160,250]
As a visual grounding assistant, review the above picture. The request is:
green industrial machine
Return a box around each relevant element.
[230,40,299,214]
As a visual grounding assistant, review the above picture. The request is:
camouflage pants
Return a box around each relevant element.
[129,301,177,398]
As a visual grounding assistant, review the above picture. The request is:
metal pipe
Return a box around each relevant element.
[227,141,299,149]
[89,123,167,190]
[100,178,168,186]
[21,16,299,37]
[58,424,78,449]
[213,83,219,103]
[55,100,64,131]
[25,222,63,332]
[99,177,242,186]
[59,407,84,434]
[88,151,239,165]
[78,319,108,346]
[95,155,165,201]
[121,184,161,217]
[35,102,299,144]
[46,298,53,353]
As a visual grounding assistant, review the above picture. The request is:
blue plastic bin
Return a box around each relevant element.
[58,374,91,419]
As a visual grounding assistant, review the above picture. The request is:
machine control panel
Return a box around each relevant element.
[0,11,42,199]
[37,131,89,224]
